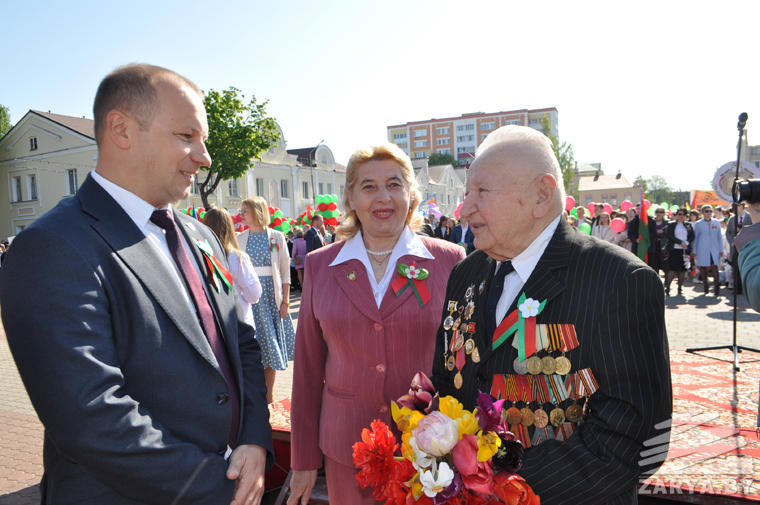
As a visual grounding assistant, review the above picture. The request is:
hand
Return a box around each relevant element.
[279,302,290,318]
[287,469,318,505]
[227,444,267,505]
[681,242,687,248]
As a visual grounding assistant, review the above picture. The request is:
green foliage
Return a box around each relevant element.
[0,104,11,138]
[541,116,575,197]
[645,175,673,204]
[200,87,280,208]
[428,152,459,167]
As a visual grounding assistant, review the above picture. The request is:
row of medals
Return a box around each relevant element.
[503,397,585,429]
[443,282,483,390]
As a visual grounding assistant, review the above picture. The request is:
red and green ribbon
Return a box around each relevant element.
[269,237,279,252]
[491,292,546,361]
[390,262,431,307]
[194,239,233,293]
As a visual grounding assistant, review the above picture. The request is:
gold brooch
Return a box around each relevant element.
[347,271,357,281]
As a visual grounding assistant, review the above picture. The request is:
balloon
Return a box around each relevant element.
[565,196,576,212]
[660,203,669,210]
[318,203,328,211]
[570,208,578,218]
[454,202,463,219]
[274,210,284,218]
[610,218,626,233]
[644,199,651,210]
[281,222,291,233]
[620,200,633,212]
[327,202,337,211]
[199,211,206,220]
[330,194,338,202]
[268,206,275,215]
[587,203,595,217]
[603,203,613,215]
[579,222,592,235]
[434,210,441,219]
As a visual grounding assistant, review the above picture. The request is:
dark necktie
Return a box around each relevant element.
[486,260,515,341]
[738,216,743,229]
[150,210,240,447]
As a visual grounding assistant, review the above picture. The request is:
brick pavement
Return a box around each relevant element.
[2,279,760,503]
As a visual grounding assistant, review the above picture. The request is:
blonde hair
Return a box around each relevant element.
[241,197,270,229]
[337,143,423,240]
[202,207,242,257]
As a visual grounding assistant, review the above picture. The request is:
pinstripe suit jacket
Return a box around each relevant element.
[432,219,672,505]
[290,235,465,469]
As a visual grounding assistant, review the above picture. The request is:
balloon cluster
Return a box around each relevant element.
[181,206,206,221]
[297,206,315,226]
[427,202,441,219]
[268,206,291,234]
[315,194,341,226]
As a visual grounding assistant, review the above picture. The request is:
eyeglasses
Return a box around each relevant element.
[655,210,664,214]
[702,210,713,213]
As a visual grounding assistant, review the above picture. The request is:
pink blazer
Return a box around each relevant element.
[290,236,465,469]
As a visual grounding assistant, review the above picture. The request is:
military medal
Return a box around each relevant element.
[443,301,457,330]
[465,300,475,320]
[452,316,462,332]
[465,284,474,300]
[513,357,529,375]
[453,330,464,351]
[555,355,572,375]
[506,406,522,426]
[541,355,557,375]
[566,403,583,423]
[534,407,549,429]
[550,406,566,427]
[520,407,535,427]
[526,356,543,375]
[464,338,475,354]
[454,371,463,389]
[479,280,486,294]
[446,355,455,371]
[453,348,465,389]
[471,347,481,363]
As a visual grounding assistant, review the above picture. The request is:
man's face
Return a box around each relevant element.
[132,80,211,207]
[738,205,746,216]
[460,145,536,259]
[702,207,713,220]
[595,204,603,216]
[312,216,323,229]
[577,207,585,219]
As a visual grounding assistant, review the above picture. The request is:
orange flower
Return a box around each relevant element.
[492,472,540,505]
[353,419,398,489]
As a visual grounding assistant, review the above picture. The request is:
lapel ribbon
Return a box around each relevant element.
[391,261,431,307]
[269,237,279,252]
[491,292,547,361]
[194,238,234,293]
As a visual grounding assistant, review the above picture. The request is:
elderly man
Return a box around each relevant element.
[0,64,273,504]
[431,125,671,504]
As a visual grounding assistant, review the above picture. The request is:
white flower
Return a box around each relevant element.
[413,411,459,457]
[408,436,434,470]
[420,462,455,497]
[519,298,540,318]
[405,266,420,279]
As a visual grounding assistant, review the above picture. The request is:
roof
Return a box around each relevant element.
[427,165,447,183]
[387,107,558,129]
[32,110,95,139]
[578,173,634,192]
[575,162,601,174]
[286,147,317,165]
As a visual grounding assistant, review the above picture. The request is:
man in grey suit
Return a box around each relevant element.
[726,203,752,294]
[0,64,273,504]
[431,125,671,504]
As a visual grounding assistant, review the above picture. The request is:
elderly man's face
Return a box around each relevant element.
[461,145,537,259]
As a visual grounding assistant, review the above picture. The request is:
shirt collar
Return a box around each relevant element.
[330,225,434,268]
[91,170,171,229]
[502,215,561,283]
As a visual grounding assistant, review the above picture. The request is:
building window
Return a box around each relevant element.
[436,138,450,145]
[190,175,199,195]
[437,148,451,155]
[503,119,520,125]
[436,127,450,135]
[457,135,475,142]
[756,161,760,169]
[449,179,454,188]
[396,142,408,150]
[29,137,38,151]
[456,124,475,131]
[280,180,289,199]
[321,153,327,164]
[413,129,427,138]
[27,175,37,200]
[601,194,608,202]
[228,178,239,197]
[413,140,428,148]
[414,152,426,159]
[624,193,632,202]
[448,194,451,205]
[457,146,475,154]
[66,169,78,195]
[318,182,324,195]
[12,177,22,202]
[255,178,264,197]
[586,195,593,205]
[481,134,488,141]
[610,194,618,206]
[326,183,332,194]
[481,122,495,130]
[302,181,309,199]
[529,118,541,126]
[751,147,760,155]
[393,133,407,140]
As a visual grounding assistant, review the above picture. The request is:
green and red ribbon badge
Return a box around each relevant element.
[391,262,431,307]
[194,238,233,293]
[269,237,279,252]
[492,293,546,361]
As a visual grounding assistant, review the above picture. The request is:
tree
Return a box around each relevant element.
[428,152,459,167]
[0,104,10,138]
[645,175,673,204]
[541,116,575,197]
[199,87,280,209]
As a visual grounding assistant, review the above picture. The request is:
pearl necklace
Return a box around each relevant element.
[366,248,394,256]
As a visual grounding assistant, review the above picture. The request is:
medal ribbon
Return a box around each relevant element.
[492,292,547,360]
[269,237,279,252]
[555,422,575,442]
[544,374,558,404]
[448,331,457,353]
[550,375,569,402]
[561,324,579,351]
[491,374,507,400]
[547,325,563,351]
[515,374,531,403]
[532,374,547,404]
[505,374,519,404]
[531,425,555,446]
[577,368,599,396]
[194,239,233,293]
[566,373,576,400]
[536,325,550,352]
[516,424,531,448]
[391,262,431,307]
[455,348,465,371]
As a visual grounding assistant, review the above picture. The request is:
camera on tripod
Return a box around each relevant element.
[732,179,760,204]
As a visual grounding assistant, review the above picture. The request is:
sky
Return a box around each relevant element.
[2,0,759,193]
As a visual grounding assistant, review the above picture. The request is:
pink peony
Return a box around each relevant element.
[451,434,494,495]
[413,411,460,457]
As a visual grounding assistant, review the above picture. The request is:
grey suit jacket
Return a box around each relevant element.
[726,213,753,246]
[0,175,273,505]
[432,219,672,504]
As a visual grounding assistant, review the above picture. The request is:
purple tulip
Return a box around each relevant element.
[475,391,507,434]
[396,372,440,413]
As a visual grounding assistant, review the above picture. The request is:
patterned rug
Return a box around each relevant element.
[641,349,760,502]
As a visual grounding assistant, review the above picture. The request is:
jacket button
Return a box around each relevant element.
[376,364,386,373]
[476,373,487,383]
[379,405,389,413]
[217,393,230,404]
[374,323,383,331]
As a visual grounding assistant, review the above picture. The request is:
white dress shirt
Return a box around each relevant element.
[330,225,435,308]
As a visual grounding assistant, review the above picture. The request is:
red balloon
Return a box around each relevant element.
[327,203,337,211]
[610,218,626,233]
[565,196,576,212]
[268,207,275,215]
[318,203,328,211]
[620,200,633,212]
[273,217,283,226]
[603,203,613,215]
[587,202,595,217]
[644,199,651,210]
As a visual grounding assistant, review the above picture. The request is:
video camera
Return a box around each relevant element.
[733,179,760,205]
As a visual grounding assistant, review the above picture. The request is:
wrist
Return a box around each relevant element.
[282,301,290,307]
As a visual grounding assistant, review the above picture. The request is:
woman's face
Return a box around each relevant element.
[240,204,256,227]
[627,209,636,220]
[347,160,411,242]
[601,214,610,225]
[676,211,686,222]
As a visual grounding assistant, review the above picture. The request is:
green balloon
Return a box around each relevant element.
[671,205,679,212]
[316,195,325,204]
[571,208,578,218]
[274,210,284,218]
[332,209,340,218]
[282,222,291,233]
[579,222,592,235]
[330,194,338,203]
[660,203,669,210]
[199,211,206,220]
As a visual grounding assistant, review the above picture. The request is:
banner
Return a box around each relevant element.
[690,190,728,209]
[711,160,760,203]
[419,195,437,215]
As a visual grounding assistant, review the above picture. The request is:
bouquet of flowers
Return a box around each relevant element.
[352,372,539,504]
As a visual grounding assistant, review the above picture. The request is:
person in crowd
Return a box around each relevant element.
[735,203,760,311]
[726,203,753,294]
[237,197,294,404]
[693,205,723,295]
[430,125,671,504]
[628,203,661,272]
[0,64,273,504]
[653,207,670,277]
[451,214,476,254]
[434,214,453,240]
[689,209,700,223]
[664,208,694,296]
[613,208,635,252]
[305,214,325,253]
[591,202,604,229]
[291,229,307,290]
[419,213,436,237]
[688,208,701,281]
[591,211,616,242]
[288,143,465,504]
[287,231,302,292]
[575,205,591,227]
[204,207,262,326]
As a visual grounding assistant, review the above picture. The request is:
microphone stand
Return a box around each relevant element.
[687,113,760,371]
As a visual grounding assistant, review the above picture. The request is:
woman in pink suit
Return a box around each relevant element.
[288,144,465,504]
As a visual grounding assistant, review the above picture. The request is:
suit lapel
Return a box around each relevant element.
[333,259,383,324]
[379,255,428,318]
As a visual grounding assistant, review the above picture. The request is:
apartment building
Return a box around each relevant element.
[387,108,558,167]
